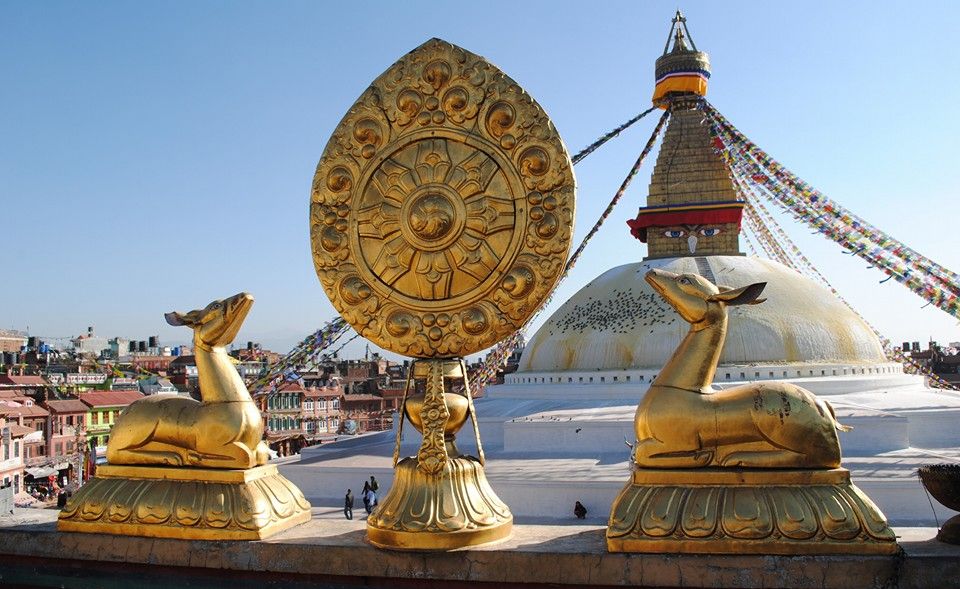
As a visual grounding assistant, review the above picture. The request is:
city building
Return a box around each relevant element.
[906,341,960,388]
[0,415,29,494]
[167,355,198,393]
[130,355,178,374]
[71,327,109,357]
[302,379,342,441]
[79,390,144,449]
[41,399,87,459]
[0,329,27,354]
[264,380,306,456]
[341,393,386,434]
[0,395,48,461]
[138,376,178,395]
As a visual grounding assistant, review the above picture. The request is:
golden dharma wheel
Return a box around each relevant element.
[311,38,575,358]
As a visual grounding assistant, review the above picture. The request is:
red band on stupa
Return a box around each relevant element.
[627,201,744,242]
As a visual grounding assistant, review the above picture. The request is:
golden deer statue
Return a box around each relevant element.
[106,292,270,468]
[634,269,850,469]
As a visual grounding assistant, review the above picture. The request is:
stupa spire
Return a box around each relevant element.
[627,14,744,260]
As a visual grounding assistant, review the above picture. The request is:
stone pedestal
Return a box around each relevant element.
[58,464,311,540]
[607,468,897,554]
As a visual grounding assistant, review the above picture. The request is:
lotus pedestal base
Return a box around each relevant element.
[607,468,897,554]
[57,464,312,540]
[367,455,512,551]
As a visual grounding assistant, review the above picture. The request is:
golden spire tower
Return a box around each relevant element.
[628,11,744,260]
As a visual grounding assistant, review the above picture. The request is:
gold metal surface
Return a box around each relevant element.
[106,293,270,469]
[367,455,511,551]
[371,357,511,550]
[67,294,313,540]
[634,269,848,469]
[609,269,896,554]
[311,38,575,358]
[57,464,312,540]
[607,468,897,554]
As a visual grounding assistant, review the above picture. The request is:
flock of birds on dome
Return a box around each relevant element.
[545,287,676,338]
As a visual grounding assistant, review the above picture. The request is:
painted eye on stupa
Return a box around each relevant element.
[699,228,721,237]
[663,229,686,238]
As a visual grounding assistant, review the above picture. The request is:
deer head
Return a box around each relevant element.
[165,292,254,348]
[644,269,765,328]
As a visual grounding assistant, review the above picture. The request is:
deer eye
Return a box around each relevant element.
[663,229,685,238]
[699,228,721,237]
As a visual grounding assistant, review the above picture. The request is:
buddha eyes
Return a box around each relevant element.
[662,228,720,238]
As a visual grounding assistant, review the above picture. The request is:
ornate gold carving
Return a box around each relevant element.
[371,357,510,550]
[608,269,896,554]
[107,293,270,469]
[367,456,512,550]
[311,38,574,358]
[634,270,848,468]
[607,469,897,554]
[58,465,311,540]
[415,360,452,475]
[64,295,312,541]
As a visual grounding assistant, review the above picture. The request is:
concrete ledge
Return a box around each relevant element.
[1,509,959,588]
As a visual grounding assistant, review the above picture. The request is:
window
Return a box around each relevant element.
[332,399,340,410]
[318,399,327,410]
[304,400,314,411]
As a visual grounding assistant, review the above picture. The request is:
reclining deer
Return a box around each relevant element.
[634,269,850,469]
[106,292,270,469]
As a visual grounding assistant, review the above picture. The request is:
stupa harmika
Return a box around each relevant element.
[282,15,960,525]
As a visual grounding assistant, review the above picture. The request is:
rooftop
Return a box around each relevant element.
[43,399,90,413]
[0,374,48,386]
[0,402,48,418]
[79,390,144,408]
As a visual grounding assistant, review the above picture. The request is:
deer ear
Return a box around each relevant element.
[165,309,202,326]
[165,312,186,326]
[708,282,767,306]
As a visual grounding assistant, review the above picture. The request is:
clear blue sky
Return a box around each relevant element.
[3,1,958,358]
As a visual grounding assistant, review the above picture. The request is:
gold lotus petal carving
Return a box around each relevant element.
[311,38,574,357]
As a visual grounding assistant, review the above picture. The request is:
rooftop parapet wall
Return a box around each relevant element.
[1,510,958,588]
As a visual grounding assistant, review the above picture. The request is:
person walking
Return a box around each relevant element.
[369,475,380,506]
[364,485,377,515]
[361,481,372,515]
[344,489,354,520]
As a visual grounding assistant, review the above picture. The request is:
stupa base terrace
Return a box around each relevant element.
[2,508,959,589]
[278,368,960,528]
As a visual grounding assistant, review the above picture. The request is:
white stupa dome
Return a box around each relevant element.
[519,255,887,372]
